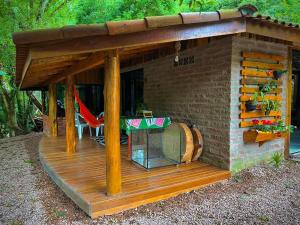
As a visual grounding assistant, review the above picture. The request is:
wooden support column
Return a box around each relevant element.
[41,91,46,114]
[48,84,57,136]
[285,47,293,159]
[65,75,76,153]
[104,49,121,196]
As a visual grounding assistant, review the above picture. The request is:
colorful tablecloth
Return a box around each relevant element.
[120,117,171,135]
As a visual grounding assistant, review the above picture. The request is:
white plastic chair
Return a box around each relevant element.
[75,112,92,139]
[95,112,104,137]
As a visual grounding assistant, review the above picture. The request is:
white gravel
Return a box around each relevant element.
[0,133,47,225]
[1,133,300,225]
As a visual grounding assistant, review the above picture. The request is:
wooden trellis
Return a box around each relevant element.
[240,52,286,144]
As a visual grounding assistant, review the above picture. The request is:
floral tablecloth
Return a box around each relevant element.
[120,117,171,135]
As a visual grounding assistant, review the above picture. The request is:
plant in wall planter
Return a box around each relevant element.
[243,119,295,145]
[260,99,281,115]
[246,80,279,114]
[245,92,259,112]
[258,80,277,93]
[272,70,287,80]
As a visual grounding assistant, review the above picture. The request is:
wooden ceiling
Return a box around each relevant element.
[20,42,176,89]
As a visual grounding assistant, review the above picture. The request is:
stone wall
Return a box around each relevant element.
[122,36,233,169]
[230,36,288,172]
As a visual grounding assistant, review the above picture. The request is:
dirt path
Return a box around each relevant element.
[1,133,300,225]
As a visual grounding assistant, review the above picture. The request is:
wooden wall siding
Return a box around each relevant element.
[239,51,284,127]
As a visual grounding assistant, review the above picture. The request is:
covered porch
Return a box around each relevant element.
[39,136,230,218]
[13,4,300,218]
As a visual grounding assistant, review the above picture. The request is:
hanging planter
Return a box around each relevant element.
[243,130,287,145]
[245,100,257,111]
[243,120,294,146]
[273,70,287,80]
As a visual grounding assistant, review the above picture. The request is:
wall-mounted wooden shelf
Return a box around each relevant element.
[243,130,287,146]
[239,51,286,145]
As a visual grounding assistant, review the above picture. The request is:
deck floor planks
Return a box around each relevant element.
[39,136,230,218]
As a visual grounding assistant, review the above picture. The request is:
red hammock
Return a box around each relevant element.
[73,86,104,128]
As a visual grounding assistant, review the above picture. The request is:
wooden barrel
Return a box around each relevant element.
[178,123,194,163]
[190,127,203,161]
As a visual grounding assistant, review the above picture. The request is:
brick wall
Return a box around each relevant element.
[123,36,233,169]
[230,36,288,172]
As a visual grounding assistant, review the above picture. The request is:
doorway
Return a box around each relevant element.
[121,69,144,116]
[290,50,300,155]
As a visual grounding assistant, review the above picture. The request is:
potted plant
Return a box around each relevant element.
[258,80,277,93]
[260,99,280,115]
[245,92,258,112]
[247,80,279,115]
[273,70,287,80]
[243,119,295,144]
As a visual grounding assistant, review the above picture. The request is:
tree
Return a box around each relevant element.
[0,0,77,136]
[75,0,181,24]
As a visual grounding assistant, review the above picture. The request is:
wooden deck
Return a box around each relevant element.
[39,136,231,218]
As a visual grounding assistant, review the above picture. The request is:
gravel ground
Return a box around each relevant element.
[1,133,300,225]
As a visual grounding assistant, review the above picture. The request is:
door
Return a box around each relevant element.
[290,50,300,155]
[121,69,144,116]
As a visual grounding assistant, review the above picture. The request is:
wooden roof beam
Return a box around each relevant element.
[30,19,247,59]
[18,52,32,88]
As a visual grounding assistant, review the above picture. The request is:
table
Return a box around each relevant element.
[120,117,172,158]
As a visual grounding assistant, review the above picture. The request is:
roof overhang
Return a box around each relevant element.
[13,15,300,90]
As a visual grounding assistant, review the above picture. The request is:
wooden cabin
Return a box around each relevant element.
[13,5,300,218]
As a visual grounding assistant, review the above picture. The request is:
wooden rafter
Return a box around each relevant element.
[19,52,32,88]
[246,19,300,44]
[43,51,105,85]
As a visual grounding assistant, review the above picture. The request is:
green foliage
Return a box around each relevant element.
[270,152,283,168]
[75,0,181,23]
[53,209,66,218]
[253,80,280,115]
[258,214,270,223]
[254,119,295,133]
[258,80,277,94]
[261,99,280,115]
[23,159,34,165]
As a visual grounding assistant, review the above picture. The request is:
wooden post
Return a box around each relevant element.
[41,90,46,114]
[65,75,76,153]
[104,49,121,195]
[48,84,57,136]
[285,47,293,159]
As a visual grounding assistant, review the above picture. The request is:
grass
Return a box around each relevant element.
[270,152,283,168]
[11,219,24,225]
[232,174,242,183]
[23,159,34,165]
[258,214,270,223]
[53,209,66,218]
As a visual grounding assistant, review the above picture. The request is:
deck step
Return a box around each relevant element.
[91,171,230,218]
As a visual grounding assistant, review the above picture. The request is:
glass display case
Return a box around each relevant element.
[130,124,183,169]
